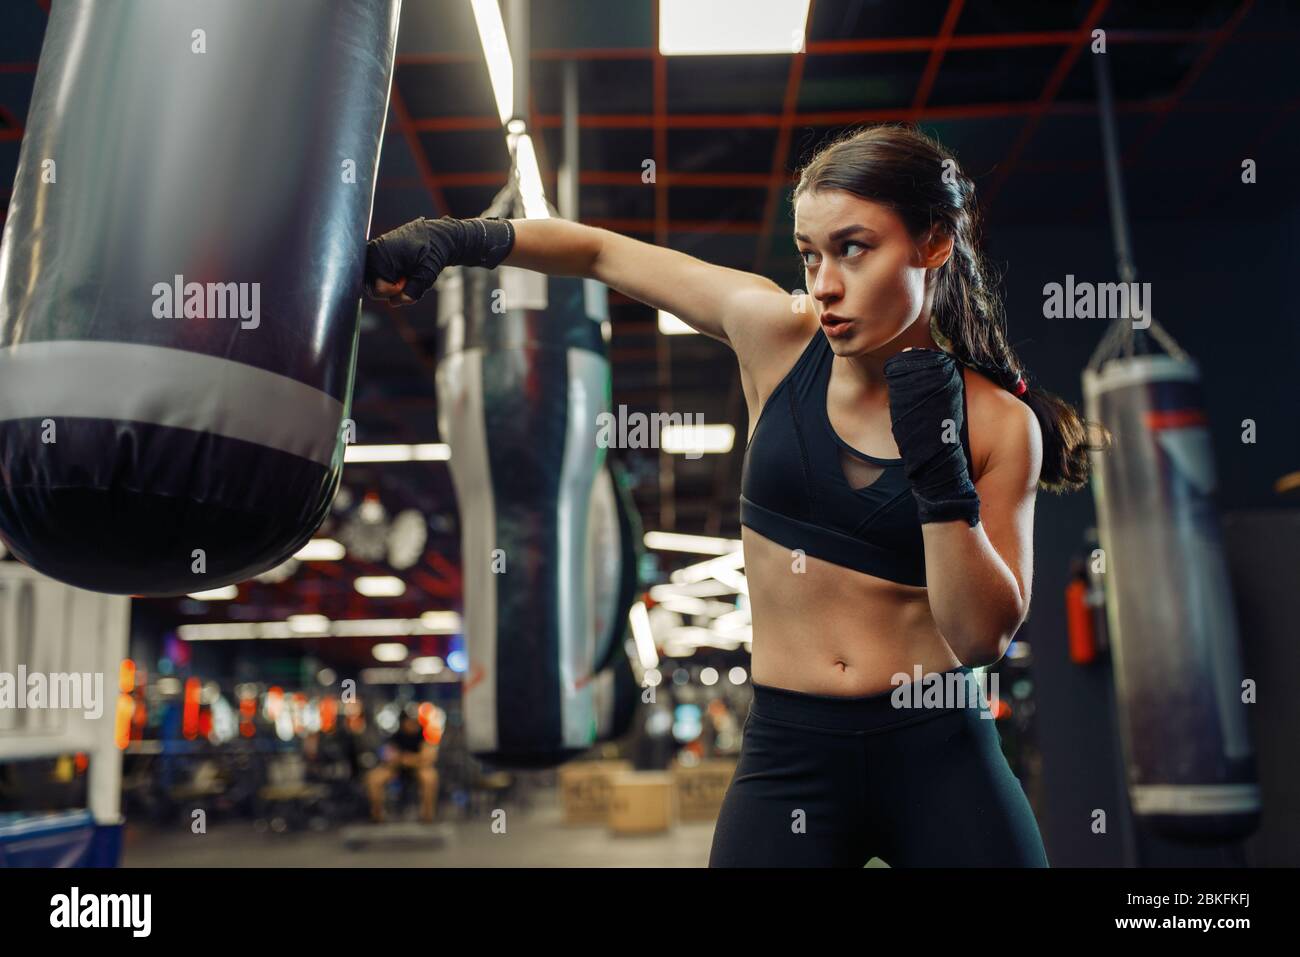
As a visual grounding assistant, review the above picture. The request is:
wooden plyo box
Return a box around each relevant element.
[558,760,632,825]
[608,771,676,834]
[673,760,737,821]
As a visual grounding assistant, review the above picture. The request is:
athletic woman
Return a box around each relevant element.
[364,124,1090,867]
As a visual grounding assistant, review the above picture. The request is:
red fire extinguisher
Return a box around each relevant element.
[1066,526,1109,665]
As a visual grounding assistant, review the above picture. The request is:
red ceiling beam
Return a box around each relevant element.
[390,29,1226,68]
[1065,0,1257,221]
[388,82,450,217]
[810,29,1216,54]
[911,0,965,116]
[1120,1,1257,163]
[0,103,22,141]
[982,0,1112,210]
[0,25,1271,80]
[402,99,1186,134]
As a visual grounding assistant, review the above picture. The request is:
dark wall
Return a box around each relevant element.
[986,195,1300,865]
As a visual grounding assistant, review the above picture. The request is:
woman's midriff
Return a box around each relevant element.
[742,524,961,696]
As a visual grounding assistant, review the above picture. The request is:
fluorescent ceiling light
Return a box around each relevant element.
[629,601,660,671]
[648,581,736,601]
[188,585,237,601]
[644,531,741,555]
[294,538,346,561]
[512,133,551,219]
[345,444,450,463]
[713,608,752,633]
[710,567,750,596]
[658,311,697,335]
[288,614,330,635]
[354,576,406,598]
[471,0,513,123]
[420,610,463,634]
[180,624,257,641]
[659,0,811,56]
[332,618,412,637]
[372,642,410,663]
[670,548,746,584]
[178,614,462,642]
[661,423,735,455]
[654,596,736,618]
[411,656,445,675]
[471,0,552,217]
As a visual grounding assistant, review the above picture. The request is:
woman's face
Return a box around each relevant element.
[793,188,951,355]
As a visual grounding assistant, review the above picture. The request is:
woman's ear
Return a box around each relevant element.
[919,229,955,270]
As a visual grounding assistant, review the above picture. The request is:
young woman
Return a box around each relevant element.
[365,124,1090,867]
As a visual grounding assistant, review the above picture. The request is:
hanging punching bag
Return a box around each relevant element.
[589,458,643,673]
[0,0,400,595]
[436,183,616,767]
[588,457,643,743]
[1084,330,1260,842]
[591,639,641,744]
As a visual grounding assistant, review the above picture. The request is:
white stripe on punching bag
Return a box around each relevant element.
[0,340,344,465]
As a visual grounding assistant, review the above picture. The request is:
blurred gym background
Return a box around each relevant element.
[1,0,1297,867]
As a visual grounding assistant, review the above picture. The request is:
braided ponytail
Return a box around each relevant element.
[793,123,1091,493]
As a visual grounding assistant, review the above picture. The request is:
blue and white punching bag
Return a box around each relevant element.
[1084,322,1260,842]
[0,0,400,595]
[436,187,621,767]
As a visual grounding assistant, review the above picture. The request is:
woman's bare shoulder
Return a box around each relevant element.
[962,365,1040,481]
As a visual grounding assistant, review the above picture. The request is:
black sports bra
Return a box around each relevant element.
[740,330,973,587]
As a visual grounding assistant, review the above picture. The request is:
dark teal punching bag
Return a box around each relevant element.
[436,168,644,767]
[589,458,643,743]
[0,0,400,595]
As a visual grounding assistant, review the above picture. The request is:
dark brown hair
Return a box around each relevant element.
[792,123,1089,493]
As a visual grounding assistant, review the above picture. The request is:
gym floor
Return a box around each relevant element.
[121,798,717,868]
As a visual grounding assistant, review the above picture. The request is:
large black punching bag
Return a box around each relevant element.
[0,0,400,595]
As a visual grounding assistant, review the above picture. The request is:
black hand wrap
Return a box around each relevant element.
[364,215,516,302]
[883,348,981,527]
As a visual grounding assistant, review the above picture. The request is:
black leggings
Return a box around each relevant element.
[709,667,1049,867]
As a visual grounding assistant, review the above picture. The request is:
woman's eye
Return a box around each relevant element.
[799,249,818,266]
[843,241,868,256]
